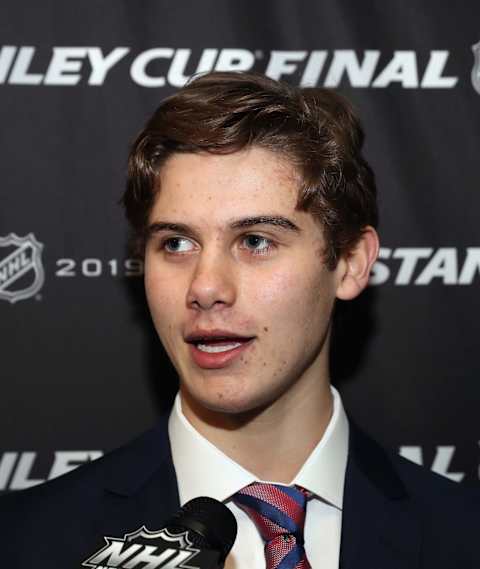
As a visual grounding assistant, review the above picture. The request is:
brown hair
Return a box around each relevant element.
[122,71,378,269]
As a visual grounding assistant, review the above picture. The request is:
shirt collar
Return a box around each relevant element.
[168,386,349,510]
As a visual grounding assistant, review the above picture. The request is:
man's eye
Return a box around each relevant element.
[161,237,194,253]
[241,235,275,256]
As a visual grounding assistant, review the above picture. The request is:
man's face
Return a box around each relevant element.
[144,147,344,418]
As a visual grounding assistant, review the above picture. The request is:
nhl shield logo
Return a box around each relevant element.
[0,233,45,303]
[472,41,480,94]
[123,526,193,547]
[83,525,219,568]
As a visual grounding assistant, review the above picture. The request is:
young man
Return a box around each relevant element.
[0,72,477,568]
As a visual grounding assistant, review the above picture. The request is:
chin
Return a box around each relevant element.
[190,384,276,418]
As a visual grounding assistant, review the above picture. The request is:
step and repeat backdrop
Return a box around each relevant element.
[1,1,479,493]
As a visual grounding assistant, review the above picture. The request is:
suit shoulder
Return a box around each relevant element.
[0,419,171,525]
[349,421,479,522]
[390,450,480,506]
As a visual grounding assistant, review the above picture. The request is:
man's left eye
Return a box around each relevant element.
[242,235,275,255]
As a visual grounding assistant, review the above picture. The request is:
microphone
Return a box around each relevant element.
[165,496,238,567]
[83,496,237,569]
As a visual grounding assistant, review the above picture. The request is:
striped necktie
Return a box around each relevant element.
[234,482,312,569]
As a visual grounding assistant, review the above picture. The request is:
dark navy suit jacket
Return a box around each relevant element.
[0,414,478,568]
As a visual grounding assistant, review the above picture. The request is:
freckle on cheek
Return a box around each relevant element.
[263,326,268,332]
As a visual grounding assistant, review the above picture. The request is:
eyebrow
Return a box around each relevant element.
[147,215,302,236]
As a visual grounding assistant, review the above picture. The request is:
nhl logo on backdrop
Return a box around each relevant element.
[472,41,480,94]
[0,233,45,303]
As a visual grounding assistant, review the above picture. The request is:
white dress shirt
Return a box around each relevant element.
[168,386,349,569]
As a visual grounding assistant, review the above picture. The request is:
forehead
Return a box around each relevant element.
[151,147,302,224]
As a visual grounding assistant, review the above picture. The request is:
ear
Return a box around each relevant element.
[335,226,379,300]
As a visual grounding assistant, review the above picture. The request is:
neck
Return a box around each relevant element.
[180,375,333,484]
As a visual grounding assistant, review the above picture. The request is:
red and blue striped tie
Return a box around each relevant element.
[234,482,312,569]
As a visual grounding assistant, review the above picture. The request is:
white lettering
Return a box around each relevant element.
[1,450,104,490]
[393,248,433,285]
[458,248,480,284]
[8,255,20,273]
[300,50,327,86]
[0,47,461,89]
[195,48,219,75]
[370,247,391,285]
[168,48,218,88]
[399,445,464,482]
[415,248,458,285]
[130,48,174,87]
[43,47,88,85]
[0,452,17,490]
[87,541,142,567]
[9,452,44,490]
[421,51,457,88]
[9,47,43,85]
[0,45,17,83]
[215,48,255,72]
[123,546,179,569]
[372,51,418,88]
[49,450,103,480]
[399,446,423,465]
[431,446,464,482]
[370,248,480,286]
[88,47,130,85]
[324,50,380,88]
[265,50,307,80]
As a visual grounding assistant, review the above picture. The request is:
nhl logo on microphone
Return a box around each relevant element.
[82,526,219,569]
[0,233,45,303]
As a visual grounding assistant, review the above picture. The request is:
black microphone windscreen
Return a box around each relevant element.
[168,496,237,562]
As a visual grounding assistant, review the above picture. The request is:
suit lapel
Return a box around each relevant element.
[340,422,422,569]
[96,416,181,540]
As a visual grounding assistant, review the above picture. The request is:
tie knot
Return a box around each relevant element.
[233,482,310,543]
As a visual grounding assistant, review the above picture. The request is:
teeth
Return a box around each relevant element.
[197,342,242,353]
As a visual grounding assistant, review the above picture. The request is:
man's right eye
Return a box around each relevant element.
[161,237,195,253]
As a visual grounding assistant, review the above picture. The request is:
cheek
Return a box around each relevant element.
[248,268,297,310]
[144,265,180,328]
[144,267,184,361]
[250,266,334,339]
[251,264,328,309]
[248,270,309,348]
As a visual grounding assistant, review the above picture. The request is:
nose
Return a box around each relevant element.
[186,247,237,311]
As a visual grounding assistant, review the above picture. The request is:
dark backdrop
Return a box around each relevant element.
[1,0,479,493]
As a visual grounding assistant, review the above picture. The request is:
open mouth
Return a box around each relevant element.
[195,340,246,353]
[187,337,255,369]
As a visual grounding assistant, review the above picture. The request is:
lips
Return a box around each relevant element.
[185,329,255,344]
[186,340,254,370]
[184,329,256,369]
[189,340,254,368]
[197,339,243,349]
